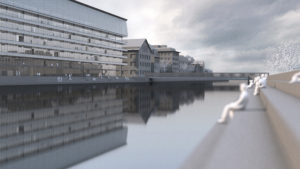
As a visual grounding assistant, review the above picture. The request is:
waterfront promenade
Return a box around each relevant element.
[180,70,300,169]
[0,72,267,86]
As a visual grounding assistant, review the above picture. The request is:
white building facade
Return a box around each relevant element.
[0,0,127,77]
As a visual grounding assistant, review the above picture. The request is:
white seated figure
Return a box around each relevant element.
[253,76,260,84]
[289,71,300,84]
[253,75,267,95]
[217,83,249,124]
[247,80,254,89]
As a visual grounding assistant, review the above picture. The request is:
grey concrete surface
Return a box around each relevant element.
[260,87,300,169]
[266,80,300,98]
[0,76,247,86]
[180,92,289,169]
[0,76,150,86]
[268,70,299,81]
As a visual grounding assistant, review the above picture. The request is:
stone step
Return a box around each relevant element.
[260,87,300,169]
[180,93,289,169]
[267,80,300,98]
[268,70,299,81]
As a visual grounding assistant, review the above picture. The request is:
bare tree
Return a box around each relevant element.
[265,41,300,73]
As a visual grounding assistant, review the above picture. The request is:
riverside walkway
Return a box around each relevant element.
[147,72,267,82]
[0,72,268,86]
[180,70,300,169]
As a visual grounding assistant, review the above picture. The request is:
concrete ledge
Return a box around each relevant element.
[0,76,149,86]
[180,93,289,169]
[260,87,300,169]
[267,80,300,98]
[268,70,299,81]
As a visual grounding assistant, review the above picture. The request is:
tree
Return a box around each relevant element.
[265,41,300,73]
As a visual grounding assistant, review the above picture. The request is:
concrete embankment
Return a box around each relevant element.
[261,70,300,169]
[0,76,230,86]
[180,92,289,169]
[0,76,150,86]
[180,70,300,169]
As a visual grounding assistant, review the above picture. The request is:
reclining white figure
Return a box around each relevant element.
[289,71,300,84]
[253,75,267,95]
[217,83,249,124]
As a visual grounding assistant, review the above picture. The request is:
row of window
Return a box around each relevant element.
[0,44,123,64]
[0,56,120,77]
[140,62,151,67]
[140,54,151,60]
[0,5,122,41]
[0,31,122,56]
[0,19,122,50]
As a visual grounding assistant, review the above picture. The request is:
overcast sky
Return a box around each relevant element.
[78,0,300,72]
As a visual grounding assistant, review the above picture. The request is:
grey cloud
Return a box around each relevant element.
[79,0,300,72]
[179,0,300,49]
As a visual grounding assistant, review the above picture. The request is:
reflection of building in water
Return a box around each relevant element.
[121,85,153,124]
[151,84,205,116]
[0,85,127,169]
[154,89,180,115]
[122,84,205,123]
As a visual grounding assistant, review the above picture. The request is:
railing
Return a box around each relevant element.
[146,72,268,79]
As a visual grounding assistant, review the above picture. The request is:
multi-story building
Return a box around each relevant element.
[187,60,205,72]
[151,48,160,73]
[120,39,152,77]
[0,0,127,78]
[152,45,180,73]
[179,55,197,72]
[179,55,189,72]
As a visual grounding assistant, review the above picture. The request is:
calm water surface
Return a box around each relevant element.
[0,83,239,169]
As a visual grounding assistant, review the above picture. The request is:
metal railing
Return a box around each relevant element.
[146,72,268,79]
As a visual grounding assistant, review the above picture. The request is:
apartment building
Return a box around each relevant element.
[152,45,180,73]
[120,39,152,77]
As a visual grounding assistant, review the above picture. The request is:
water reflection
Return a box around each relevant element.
[0,83,238,169]
[0,85,127,169]
[122,84,208,124]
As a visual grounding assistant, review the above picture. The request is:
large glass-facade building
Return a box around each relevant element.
[0,0,127,77]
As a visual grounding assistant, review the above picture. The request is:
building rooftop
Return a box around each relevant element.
[123,39,153,51]
[152,45,179,53]
[123,39,146,48]
[0,0,128,36]
[70,0,127,21]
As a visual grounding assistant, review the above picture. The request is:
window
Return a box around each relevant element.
[54,51,59,57]
[17,35,24,42]
[31,112,35,119]
[18,125,24,133]
[54,109,59,115]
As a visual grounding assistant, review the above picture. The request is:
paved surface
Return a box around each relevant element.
[180,92,289,169]
[261,87,300,169]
